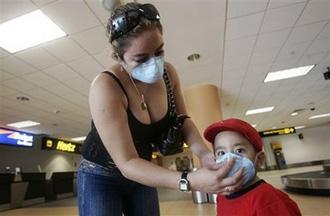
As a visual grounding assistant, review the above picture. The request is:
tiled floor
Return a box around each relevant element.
[0,165,329,216]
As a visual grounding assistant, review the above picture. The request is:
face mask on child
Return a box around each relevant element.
[216,152,259,188]
[132,56,164,84]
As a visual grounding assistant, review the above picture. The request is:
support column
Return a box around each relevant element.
[184,84,223,167]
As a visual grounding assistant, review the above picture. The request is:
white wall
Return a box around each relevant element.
[0,135,81,179]
[262,123,330,167]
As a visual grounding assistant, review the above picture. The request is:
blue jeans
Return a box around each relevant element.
[77,159,160,216]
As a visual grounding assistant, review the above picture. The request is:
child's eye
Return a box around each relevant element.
[234,148,245,154]
[216,150,226,157]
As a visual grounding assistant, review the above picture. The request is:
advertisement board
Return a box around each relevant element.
[0,127,34,147]
[41,137,81,154]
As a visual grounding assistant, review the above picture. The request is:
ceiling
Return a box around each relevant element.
[0,0,329,141]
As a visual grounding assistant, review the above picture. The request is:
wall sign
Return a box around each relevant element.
[41,137,81,154]
[0,127,34,147]
[259,127,296,137]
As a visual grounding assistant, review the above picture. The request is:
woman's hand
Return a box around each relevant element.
[199,151,217,169]
[188,158,244,194]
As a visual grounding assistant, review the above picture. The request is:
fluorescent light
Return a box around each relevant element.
[245,106,274,115]
[71,136,86,142]
[309,113,330,119]
[291,112,298,116]
[295,125,305,130]
[7,120,40,128]
[264,65,315,82]
[0,10,66,53]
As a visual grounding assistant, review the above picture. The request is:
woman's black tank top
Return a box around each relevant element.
[81,71,172,168]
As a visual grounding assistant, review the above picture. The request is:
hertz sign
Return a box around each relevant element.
[259,127,296,137]
[41,137,81,154]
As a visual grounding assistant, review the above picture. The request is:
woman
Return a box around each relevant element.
[77,2,243,216]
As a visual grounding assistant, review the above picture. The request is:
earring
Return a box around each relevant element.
[112,52,120,61]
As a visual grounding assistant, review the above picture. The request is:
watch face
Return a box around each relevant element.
[179,179,189,191]
[180,183,188,191]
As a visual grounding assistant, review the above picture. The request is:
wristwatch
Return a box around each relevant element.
[178,170,190,192]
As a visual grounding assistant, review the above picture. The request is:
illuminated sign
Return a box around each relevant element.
[0,127,34,147]
[41,137,81,154]
[259,127,296,137]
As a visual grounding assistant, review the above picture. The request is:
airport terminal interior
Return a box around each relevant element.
[0,0,329,216]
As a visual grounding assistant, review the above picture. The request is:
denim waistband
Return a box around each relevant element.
[78,158,120,177]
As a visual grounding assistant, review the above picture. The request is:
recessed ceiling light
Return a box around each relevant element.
[252,124,257,128]
[187,53,200,61]
[245,106,274,115]
[0,10,66,53]
[295,125,305,130]
[308,113,330,119]
[264,65,315,82]
[7,120,40,128]
[71,136,86,142]
[290,108,306,116]
[53,109,60,114]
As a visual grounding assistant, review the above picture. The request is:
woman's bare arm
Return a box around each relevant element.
[89,72,242,193]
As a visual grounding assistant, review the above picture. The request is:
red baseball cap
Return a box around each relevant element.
[204,118,263,152]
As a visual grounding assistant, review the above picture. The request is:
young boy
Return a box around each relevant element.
[204,118,301,216]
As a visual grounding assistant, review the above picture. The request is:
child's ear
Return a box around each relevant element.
[255,152,265,168]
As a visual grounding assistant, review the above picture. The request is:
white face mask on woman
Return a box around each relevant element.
[131,56,164,84]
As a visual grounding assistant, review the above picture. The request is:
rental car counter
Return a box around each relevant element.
[0,171,76,211]
[0,131,78,211]
[0,173,46,211]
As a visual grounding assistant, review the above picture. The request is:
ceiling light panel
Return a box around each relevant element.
[71,136,86,142]
[264,65,315,82]
[245,106,274,115]
[0,10,66,53]
[309,113,330,119]
[7,120,40,128]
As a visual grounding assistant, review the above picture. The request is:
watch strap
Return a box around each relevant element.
[179,170,190,192]
[181,170,188,180]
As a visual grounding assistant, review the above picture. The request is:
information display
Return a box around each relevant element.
[259,127,296,137]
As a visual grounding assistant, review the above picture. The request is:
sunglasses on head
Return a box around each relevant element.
[110,4,161,42]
